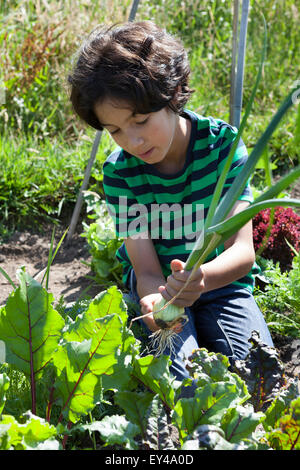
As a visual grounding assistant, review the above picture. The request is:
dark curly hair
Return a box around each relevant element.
[68,21,194,131]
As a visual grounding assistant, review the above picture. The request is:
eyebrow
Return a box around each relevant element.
[101,110,136,127]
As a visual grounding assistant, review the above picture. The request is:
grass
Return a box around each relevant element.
[255,253,300,338]
[0,0,299,236]
[0,128,115,237]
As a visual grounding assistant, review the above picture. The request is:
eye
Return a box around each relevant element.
[136,117,149,125]
[109,129,119,136]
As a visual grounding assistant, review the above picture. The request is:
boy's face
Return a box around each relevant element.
[94,98,187,170]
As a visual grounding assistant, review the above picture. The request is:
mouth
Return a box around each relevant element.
[137,147,154,159]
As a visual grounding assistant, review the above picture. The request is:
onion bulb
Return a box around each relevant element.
[149,295,188,357]
[152,295,185,329]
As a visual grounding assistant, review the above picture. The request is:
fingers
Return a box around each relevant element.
[166,272,202,292]
[170,259,186,273]
[159,263,204,307]
[159,284,196,307]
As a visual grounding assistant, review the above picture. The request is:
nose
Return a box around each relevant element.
[127,130,145,149]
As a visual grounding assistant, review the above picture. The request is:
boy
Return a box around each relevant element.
[68,20,273,384]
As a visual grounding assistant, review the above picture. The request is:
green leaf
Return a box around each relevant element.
[212,85,299,225]
[143,394,177,450]
[131,354,176,410]
[181,424,245,450]
[0,268,65,378]
[114,390,153,432]
[185,348,250,401]
[205,13,267,228]
[0,266,16,289]
[64,286,139,394]
[0,268,65,415]
[101,327,139,392]
[173,380,246,439]
[233,331,286,412]
[53,313,123,423]
[84,415,140,450]
[264,379,300,431]
[267,397,300,450]
[63,285,128,342]
[186,348,231,383]
[0,373,9,415]
[0,411,60,450]
[221,404,265,443]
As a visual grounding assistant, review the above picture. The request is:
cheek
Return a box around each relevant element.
[110,133,126,149]
[150,119,172,145]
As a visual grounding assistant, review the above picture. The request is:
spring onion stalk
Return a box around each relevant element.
[130,15,300,356]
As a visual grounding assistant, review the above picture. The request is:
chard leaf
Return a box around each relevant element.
[101,328,139,393]
[64,286,139,393]
[63,285,127,342]
[143,394,177,450]
[264,379,300,431]
[267,397,300,450]
[186,348,250,401]
[53,313,123,423]
[220,404,265,443]
[114,390,153,433]
[0,411,60,450]
[131,354,176,410]
[0,268,64,377]
[233,331,286,412]
[84,414,139,450]
[173,380,246,439]
[181,424,245,450]
[186,348,231,382]
[0,268,65,414]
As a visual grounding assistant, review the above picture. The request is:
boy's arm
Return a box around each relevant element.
[125,235,166,331]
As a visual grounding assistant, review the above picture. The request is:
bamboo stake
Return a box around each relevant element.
[66,0,140,242]
[229,0,239,125]
[231,0,250,128]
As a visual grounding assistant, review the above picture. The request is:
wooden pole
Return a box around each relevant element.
[66,0,140,242]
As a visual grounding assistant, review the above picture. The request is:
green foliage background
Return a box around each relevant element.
[0,0,299,233]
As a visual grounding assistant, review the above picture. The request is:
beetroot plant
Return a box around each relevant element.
[0,273,300,450]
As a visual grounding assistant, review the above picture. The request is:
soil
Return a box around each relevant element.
[0,222,102,308]
[0,175,299,386]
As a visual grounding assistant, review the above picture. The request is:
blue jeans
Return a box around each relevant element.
[127,269,274,386]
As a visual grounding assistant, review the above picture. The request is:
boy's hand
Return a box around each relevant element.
[139,291,185,334]
[139,293,163,332]
[158,259,205,307]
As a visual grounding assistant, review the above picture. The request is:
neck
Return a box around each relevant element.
[155,114,191,174]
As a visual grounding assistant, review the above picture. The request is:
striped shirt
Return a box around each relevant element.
[102,109,258,292]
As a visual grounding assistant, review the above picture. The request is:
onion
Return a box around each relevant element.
[149,295,188,357]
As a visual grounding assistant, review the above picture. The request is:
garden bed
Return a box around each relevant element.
[0,219,299,389]
[0,225,101,307]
